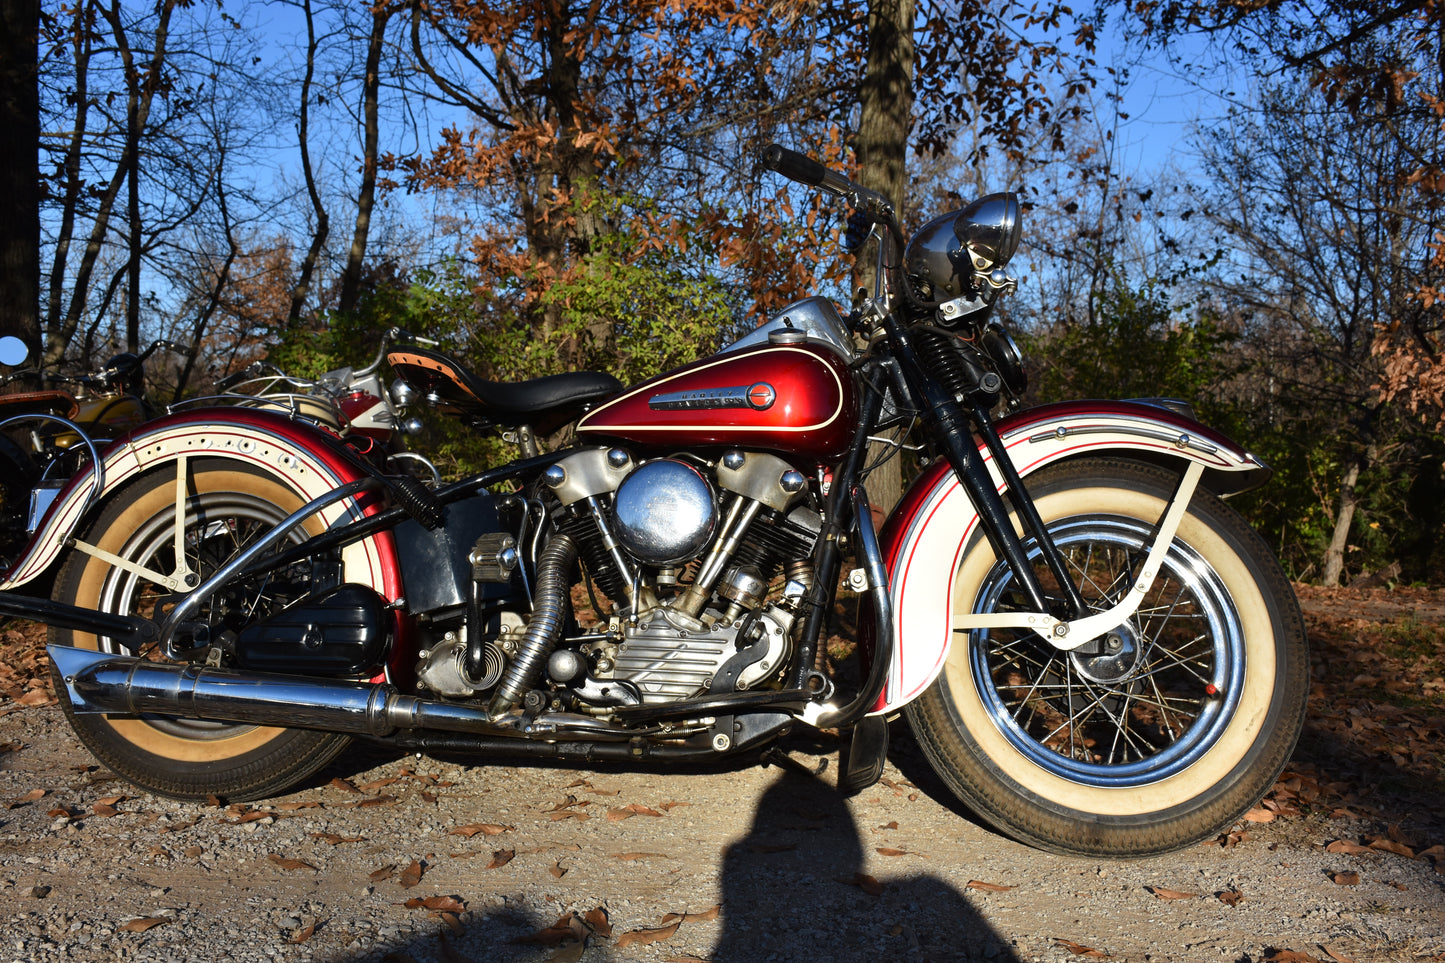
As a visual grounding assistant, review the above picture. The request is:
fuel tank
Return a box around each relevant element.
[576,337,857,462]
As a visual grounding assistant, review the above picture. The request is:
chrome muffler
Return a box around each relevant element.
[48,644,504,738]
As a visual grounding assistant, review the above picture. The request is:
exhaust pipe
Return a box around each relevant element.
[48,644,505,738]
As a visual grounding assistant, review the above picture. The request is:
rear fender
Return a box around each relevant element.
[0,408,401,606]
[870,400,1268,715]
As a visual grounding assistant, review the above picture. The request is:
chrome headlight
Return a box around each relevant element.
[954,192,1021,272]
[904,192,1022,302]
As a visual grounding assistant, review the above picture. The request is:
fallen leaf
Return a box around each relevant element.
[403,895,466,914]
[369,864,397,882]
[120,917,170,933]
[311,833,364,846]
[517,913,590,946]
[231,810,272,824]
[876,847,911,857]
[1217,889,1244,906]
[357,777,399,792]
[485,849,514,870]
[615,920,681,949]
[548,811,589,822]
[399,860,425,888]
[14,788,45,805]
[537,942,584,963]
[965,880,1015,892]
[658,801,690,811]
[91,802,118,818]
[852,872,884,896]
[449,822,513,838]
[1243,807,1277,823]
[583,907,611,937]
[1321,944,1358,963]
[289,922,316,944]
[1264,951,1326,963]
[1146,887,1198,900]
[1324,840,1372,855]
[659,906,719,925]
[1368,837,1415,858]
[1330,871,1361,886]
[329,777,361,794]
[548,861,566,879]
[1055,938,1111,957]
[17,688,55,706]
[437,929,471,963]
[268,854,317,872]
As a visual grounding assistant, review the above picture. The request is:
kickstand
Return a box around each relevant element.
[761,746,830,778]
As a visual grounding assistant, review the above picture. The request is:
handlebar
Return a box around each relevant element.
[759,143,901,239]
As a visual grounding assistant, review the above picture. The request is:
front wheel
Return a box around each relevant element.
[906,457,1308,857]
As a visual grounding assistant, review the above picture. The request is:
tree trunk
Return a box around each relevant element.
[1321,446,1375,586]
[337,5,390,317]
[0,0,41,355]
[854,0,915,515]
[289,0,329,325]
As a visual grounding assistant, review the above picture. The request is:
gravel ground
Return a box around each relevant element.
[2,699,1442,963]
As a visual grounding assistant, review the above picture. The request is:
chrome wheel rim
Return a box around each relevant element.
[968,514,1245,787]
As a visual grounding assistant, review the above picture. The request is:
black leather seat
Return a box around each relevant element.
[387,345,622,432]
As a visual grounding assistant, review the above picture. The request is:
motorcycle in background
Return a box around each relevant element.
[193,327,441,484]
[0,338,190,564]
[0,146,1308,858]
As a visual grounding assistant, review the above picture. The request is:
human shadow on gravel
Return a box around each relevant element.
[319,755,1019,962]
[713,766,1021,962]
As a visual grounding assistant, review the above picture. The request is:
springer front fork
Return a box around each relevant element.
[870,322,1204,658]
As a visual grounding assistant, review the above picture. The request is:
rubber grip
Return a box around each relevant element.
[760,144,829,188]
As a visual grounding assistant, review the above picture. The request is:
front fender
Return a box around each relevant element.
[870,400,1267,715]
[0,408,401,604]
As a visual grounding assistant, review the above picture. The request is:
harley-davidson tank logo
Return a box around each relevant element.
[649,382,776,411]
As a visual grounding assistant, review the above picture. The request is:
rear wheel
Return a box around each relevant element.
[49,460,351,801]
[906,457,1308,857]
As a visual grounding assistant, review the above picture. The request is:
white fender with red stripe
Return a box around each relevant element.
[871,400,1269,715]
[0,408,401,603]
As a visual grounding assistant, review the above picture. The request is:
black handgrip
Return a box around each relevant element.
[217,361,263,392]
[760,144,852,196]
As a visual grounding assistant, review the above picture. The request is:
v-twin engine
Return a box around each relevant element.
[416,446,821,712]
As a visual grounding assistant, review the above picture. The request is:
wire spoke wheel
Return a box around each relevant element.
[974,514,1243,786]
[906,457,1308,857]
[49,460,352,801]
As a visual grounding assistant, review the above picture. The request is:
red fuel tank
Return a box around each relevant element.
[577,340,856,462]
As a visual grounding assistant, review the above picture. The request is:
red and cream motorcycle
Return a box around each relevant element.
[3,145,1307,858]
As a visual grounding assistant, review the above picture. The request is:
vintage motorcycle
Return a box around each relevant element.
[0,145,1308,858]
[197,326,442,484]
[0,338,190,563]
